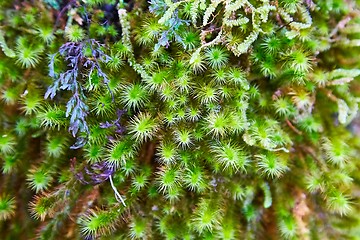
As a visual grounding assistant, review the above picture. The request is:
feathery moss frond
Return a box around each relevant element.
[174,128,193,148]
[46,135,68,158]
[0,134,16,154]
[15,37,43,68]
[322,137,350,167]
[20,92,43,115]
[156,166,180,194]
[121,83,149,110]
[37,105,66,130]
[27,166,54,193]
[106,137,136,167]
[157,141,178,164]
[36,25,55,44]
[192,199,222,233]
[205,47,229,69]
[29,194,56,221]
[326,191,353,216]
[65,25,85,42]
[205,111,230,138]
[211,141,249,174]
[80,209,120,238]
[128,112,159,143]
[256,152,289,178]
[0,195,16,220]
[129,217,149,239]
[2,154,18,174]
[184,165,207,193]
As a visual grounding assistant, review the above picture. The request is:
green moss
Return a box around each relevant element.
[1,0,360,239]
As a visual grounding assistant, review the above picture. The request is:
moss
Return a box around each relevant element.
[1,0,360,239]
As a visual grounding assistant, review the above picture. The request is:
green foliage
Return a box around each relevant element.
[80,209,120,238]
[0,195,16,221]
[27,166,54,193]
[1,0,360,239]
[128,112,159,143]
[15,37,44,68]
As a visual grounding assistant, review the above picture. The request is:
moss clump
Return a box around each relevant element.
[1,0,360,239]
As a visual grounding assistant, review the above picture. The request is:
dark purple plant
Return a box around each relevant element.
[71,157,114,185]
[70,157,126,206]
[100,109,127,137]
[45,39,112,149]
